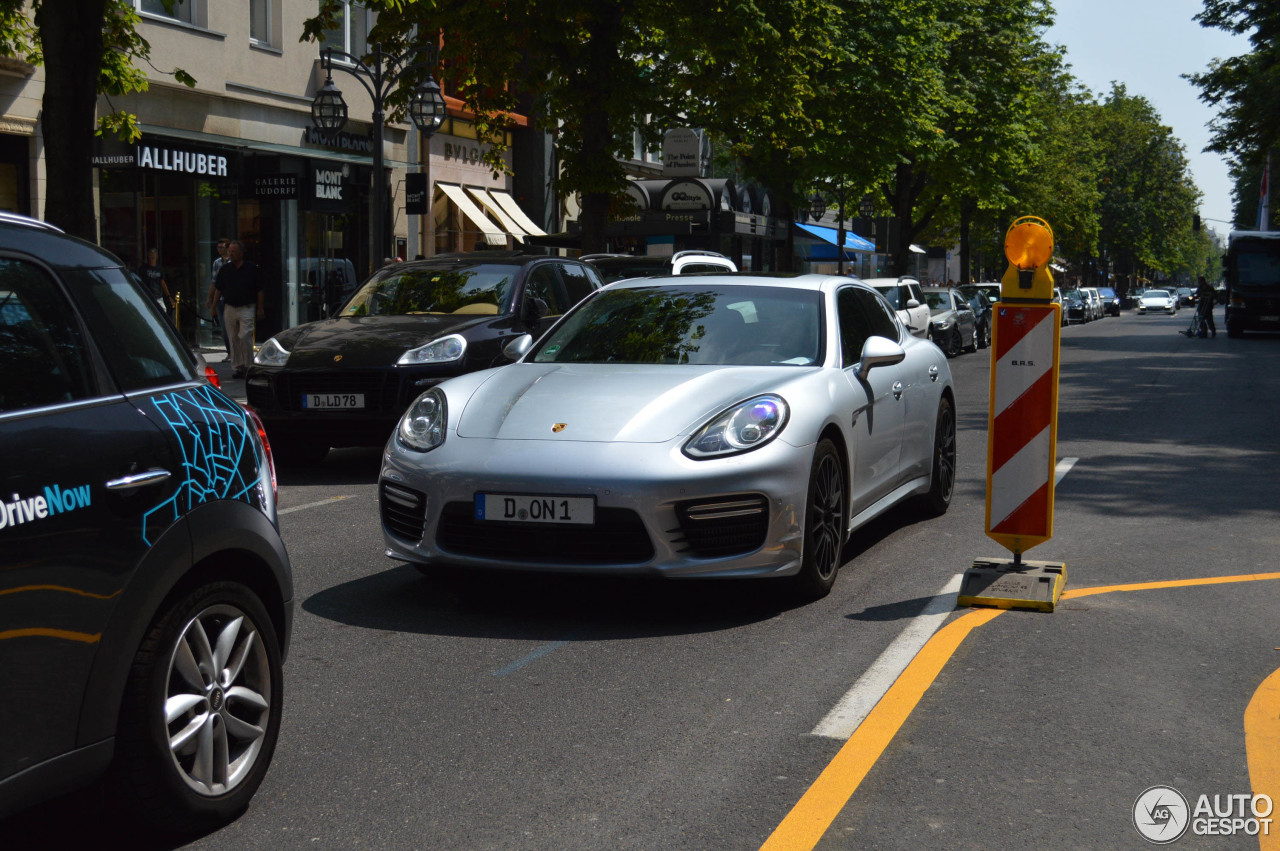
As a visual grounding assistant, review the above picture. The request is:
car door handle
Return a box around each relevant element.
[928,365,940,382]
[106,468,172,491]
[892,380,904,400]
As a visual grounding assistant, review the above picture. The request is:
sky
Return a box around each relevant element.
[1045,0,1253,236]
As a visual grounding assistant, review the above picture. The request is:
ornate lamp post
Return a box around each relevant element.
[312,44,448,265]
[809,183,859,275]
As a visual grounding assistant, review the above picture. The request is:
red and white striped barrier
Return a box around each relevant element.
[985,303,1061,554]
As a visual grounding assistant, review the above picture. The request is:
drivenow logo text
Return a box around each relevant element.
[0,484,92,531]
[1133,785,1273,843]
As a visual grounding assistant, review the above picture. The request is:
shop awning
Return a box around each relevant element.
[437,182,508,246]
[488,189,547,237]
[465,186,529,243]
[794,222,875,252]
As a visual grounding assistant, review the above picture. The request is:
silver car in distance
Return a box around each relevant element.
[379,275,956,599]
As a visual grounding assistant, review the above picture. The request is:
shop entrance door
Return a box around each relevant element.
[302,211,358,322]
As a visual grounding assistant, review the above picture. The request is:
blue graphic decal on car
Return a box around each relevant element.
[141,386,266,544]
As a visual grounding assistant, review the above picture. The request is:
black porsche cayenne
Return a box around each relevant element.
[246,252,603,464]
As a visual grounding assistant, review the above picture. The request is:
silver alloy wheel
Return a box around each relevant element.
[164,603,272,797]
[808,452,844,581]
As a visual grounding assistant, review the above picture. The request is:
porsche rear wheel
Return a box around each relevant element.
[918,396,956,517]
[793,439,845,600]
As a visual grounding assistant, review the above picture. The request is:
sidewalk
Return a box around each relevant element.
[199,346,247,403]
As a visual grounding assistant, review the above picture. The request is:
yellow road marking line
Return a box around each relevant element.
[0,627,101,643]
[762,572,1280,851]
[0,584,120,600]
[760,607,1003,850]
[1246,667,1280,851]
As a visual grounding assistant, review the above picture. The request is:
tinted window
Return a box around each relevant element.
[856,288,901,341]
[558,262,597,305]
[532,284,822,366]
[680,262,731,275]
[873,286,902,309]
[837,287,876,367]
[0,259,95,411]
[61,268,194,392]
[526,265,569,317]
[906,283,925,304]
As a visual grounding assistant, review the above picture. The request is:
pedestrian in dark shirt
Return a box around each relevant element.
[206,237,231,351]
[209,240,264,378]
[1196,275,1217,338]
[137,248,173,322]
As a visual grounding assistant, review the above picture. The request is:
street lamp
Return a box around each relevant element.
[811,182,857,275]
[807,193,827,223]
[312,44,448,265]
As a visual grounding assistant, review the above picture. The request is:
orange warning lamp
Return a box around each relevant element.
[1000,216,1055,301]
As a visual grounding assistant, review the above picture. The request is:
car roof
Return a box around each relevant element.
[0,217,126,269]
[392,252,576,270]
[601,272,847,294]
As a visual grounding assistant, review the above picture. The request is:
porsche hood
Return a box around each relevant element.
[454,363,812,443]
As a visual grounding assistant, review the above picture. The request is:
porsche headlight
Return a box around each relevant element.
[684,395,788,459]
[254,337,290,367]
[398,388,447,452]
[398,334,466,366]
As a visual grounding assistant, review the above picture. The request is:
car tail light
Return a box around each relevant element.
[243,406,277,505]
[205,364,222,388]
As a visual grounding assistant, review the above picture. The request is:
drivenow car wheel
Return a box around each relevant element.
[112,581,283,836]
[794,439,845,600]
[918,396,956,517]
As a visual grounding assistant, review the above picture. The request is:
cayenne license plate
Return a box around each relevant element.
[303,393,365,409]
[475,493,595,525]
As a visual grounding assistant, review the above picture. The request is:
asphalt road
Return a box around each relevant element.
[8,304,1279,850]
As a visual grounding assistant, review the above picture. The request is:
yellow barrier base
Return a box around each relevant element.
[959,558,1067,612]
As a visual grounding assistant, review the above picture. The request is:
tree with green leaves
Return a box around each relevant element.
[305,0,844,259]
[876,0,1060,280]
[0,0,192,239]
[1186,0,1279,227]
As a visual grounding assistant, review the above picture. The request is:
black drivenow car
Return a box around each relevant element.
[0,214,292,835]
[247,252,604,464]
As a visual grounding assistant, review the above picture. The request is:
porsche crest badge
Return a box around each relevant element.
[552,423,567,433]
[333,354,344,363]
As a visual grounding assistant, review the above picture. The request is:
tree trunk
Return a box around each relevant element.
[37,0,108,240]
[958,197,976,285]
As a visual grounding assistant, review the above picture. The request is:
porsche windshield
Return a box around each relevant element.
[532,284,824,366]
[339,265,515,317]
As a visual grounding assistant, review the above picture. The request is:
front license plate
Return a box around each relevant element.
[475,493,595,525]
[302,393,365,409]
[1261,315,1280,323]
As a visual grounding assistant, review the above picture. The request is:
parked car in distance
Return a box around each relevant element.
[922,287,978,357]
[1175,286,1195,306]
[865,276,931,339]
[1052,287,1065,323]
[1061,289,1089,325]
[379,273,956,601]
[1096,286,1121,316]
[581,249,737,283]
[1081,287,1103,321]
[956,284,993,349]
[1137,288,1178,314]
[247,252,604,464]
[0,214,293,835]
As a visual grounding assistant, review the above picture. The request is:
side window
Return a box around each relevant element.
[525,265,570,318]
[856,289,901,341]
[61,268,195,392]
[907,283,924,305]
[0,259,95,412]
[558,263,597,306]
[837,287,875,367]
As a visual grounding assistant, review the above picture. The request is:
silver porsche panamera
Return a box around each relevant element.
[378,274,956,598]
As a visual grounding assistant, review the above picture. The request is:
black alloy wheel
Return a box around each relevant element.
[794,438,845,600]
[942,328,961,358]
[977,320,991,349]
[918,396,956,517]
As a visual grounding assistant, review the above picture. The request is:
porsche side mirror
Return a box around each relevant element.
[503,334,534,361]
[855,335,906,380]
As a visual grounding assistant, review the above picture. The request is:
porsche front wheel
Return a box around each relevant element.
[793,439,845,600]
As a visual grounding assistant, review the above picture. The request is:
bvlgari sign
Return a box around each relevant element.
[92,137,232,176]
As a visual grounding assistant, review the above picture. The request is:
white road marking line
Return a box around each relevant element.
[493,636,577,677]
[278,496,352,515]
[811,574,963,740]
[1055,457,1078,485]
